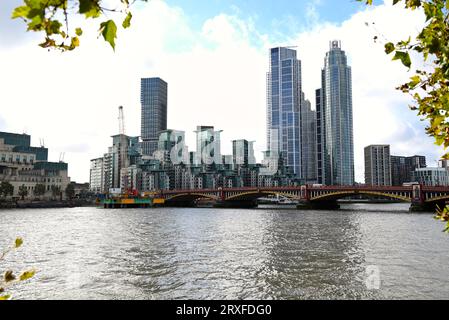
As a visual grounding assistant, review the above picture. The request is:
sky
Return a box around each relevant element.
[0,0,445,183]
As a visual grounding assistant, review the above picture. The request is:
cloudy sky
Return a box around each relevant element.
[0,0,445,183]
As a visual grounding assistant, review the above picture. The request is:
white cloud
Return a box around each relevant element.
[0,0,445,183]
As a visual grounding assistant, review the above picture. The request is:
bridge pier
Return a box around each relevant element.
[297,200,340,210]
[409,201,446,213]
[213,200,258,209]
[164,200,197,208]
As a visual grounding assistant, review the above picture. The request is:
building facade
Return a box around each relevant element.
[0,132,70,199]
[317,41,354,186]
[391,155,426,186]
[412,168,449,186]
[266,47,302,177]
[301,96,317,184]
[141,77,168,156]
[89,157,104,193]
[364,145,391,186]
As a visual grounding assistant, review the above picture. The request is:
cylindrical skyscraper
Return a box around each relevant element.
[317,41,354,186]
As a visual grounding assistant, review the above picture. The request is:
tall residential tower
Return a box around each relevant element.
[141,77,168,156]
[266,47,302,177]
[317,41,354,185]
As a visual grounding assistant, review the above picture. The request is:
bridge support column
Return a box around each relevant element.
[214,200,258,209]
[297,200,340,210]
[410,201,446,213]
[164,200,197,208]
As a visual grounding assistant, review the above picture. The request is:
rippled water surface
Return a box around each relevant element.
[1,203,449,300]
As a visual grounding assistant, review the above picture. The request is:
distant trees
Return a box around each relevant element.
[18,185,28,200]
[65,184,75,200]
[0,182,14,199]
[33,184,46,199]
[50,185,61,201]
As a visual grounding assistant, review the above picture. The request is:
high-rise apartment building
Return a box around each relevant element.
[89,157,104,193]
[391,155,427,186]
[266,47,302,177]
[195,126,222,170]
[317,41,354,185]
[141,77,167,156]
[364,145,392,186]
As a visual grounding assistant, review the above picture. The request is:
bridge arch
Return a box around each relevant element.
[225,190,299,202]
[425,194,449,203]
[309,190,411,202]
[165,193,219,202]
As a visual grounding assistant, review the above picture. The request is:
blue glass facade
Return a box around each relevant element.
[267,47,302,177]
[141,78,168,156]
[318,41,354,186]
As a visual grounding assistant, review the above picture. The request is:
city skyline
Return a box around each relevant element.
[0,0,445,183]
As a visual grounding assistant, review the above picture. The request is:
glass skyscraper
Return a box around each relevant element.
[141,78,168,156]
[266,47,302,177]
[317,41,354,185]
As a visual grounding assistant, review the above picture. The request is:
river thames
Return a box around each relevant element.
[1,203,449,300]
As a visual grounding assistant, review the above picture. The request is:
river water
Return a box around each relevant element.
[1,203,448,300]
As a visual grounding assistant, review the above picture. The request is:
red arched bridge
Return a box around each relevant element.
[156,185,449,211]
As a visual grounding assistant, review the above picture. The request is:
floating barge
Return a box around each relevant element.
[100,197,165,209]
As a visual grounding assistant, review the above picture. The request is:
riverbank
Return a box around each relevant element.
[0,199,95,209]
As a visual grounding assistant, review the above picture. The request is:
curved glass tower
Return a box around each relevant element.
[318,41,354,185]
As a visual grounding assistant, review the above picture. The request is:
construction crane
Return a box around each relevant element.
[118,106,126,136]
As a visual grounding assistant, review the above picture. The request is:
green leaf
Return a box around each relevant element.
[79,0,101,19]
[0,295,11,300]
[385,42,395,54]
[70,36,80,49]
[75,28,83,36]
[19,270,35,282]
[15,237,23,248]
[100,20,117,50]
[11,6,30,19]
[122,12,132,29]
[392,51,411,68]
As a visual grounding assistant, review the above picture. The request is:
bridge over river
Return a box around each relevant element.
[156,185,449,211]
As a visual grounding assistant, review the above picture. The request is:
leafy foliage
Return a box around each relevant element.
[50,185,61,200]
[358,0,449,158]
[18,185,28,200]
[435,206,449,232]
[65,183,75,199]
[358,0,449,233]
[0,238,36,300]
[11,0,144,51]
[33,184,46,198]
[0,182,14,198]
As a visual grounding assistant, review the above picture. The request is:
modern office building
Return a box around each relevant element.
[317,40,354,185]
[141,77,167,156]
[391,155,427,186]
[266,46,302,177]
[412,167,449,186]
[364,145,391,186]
